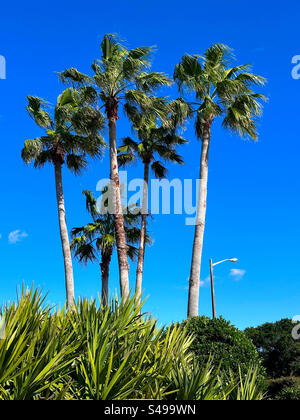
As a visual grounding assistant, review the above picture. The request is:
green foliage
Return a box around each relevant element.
[266,377,300,399]
[273,383,300,400]
[0,286,79,400]
[245,319,300,378]
[21,87,106,172]
[174,43,266,141]
[71,189,146,265]
[118,97,188,178]
[59,34,171,121]
[181,316,264,378]
[0,287,264,400]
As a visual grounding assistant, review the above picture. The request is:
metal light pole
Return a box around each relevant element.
[209,258,238,319]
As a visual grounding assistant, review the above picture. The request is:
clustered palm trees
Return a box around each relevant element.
[22,35,266,317]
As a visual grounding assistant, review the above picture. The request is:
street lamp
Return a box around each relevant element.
[209,258,238,319]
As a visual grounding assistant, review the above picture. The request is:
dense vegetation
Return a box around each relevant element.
[245,319,300,378]
[0,288,264,400]
[245,319,300,399]
[182,316,264,378]
[6,33,281,401]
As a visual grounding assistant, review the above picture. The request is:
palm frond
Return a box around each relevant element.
[58,68,91,86]
[21,138,43,165]
[26,96,52,129]
[66,154,88,175]
[135,72,172,93]
[151,160,167,178]
[82,190,99,219]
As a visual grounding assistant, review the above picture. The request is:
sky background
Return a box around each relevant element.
[0,0,299,329]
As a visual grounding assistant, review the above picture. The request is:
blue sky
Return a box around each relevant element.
[0,0,299,329]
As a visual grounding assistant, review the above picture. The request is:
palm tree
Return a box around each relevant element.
[21,88,105,309]
[59,34,171,299]
[118,98,187,305]
[70,190,146,306]
[174,44,266,318]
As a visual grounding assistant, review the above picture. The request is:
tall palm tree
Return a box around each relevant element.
[174,44,266,318]
[59,34,171,299]
[21,88,105,309]
[118,99,187,305]
[70,190,146,306]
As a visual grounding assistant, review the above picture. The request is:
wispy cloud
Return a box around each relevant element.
[0,234,2,239]
[8,230,28,244]
[229,268,246,281]
[200,276,210,287]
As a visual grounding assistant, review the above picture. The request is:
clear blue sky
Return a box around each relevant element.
[0,0,299,330]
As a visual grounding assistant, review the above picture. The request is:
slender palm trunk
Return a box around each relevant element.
[187,122,211,318]
[54,162,75,310]
[135,161,150,305]
[106,98,129,299]
[100,249,112,307]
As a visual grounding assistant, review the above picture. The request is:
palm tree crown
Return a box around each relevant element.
[59,34,171,121]
[174,43,266,140]
[118,98,188,177]
[21,88,105,170]
[71,189,143,265]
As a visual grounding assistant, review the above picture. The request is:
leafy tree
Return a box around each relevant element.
[21,88,105,308]
[118,97,187,304]
[59,34,171,299]
[71,189,147,305]
[181,316,264,378]
[245,319,300,378]
[174,44,266,317]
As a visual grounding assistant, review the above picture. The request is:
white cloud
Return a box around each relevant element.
[8,230,28,244]
[229,268,246,281]
[200,276,210,287]
[0,234,2,239]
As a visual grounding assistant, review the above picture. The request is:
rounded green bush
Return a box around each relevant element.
[182,316,264,377]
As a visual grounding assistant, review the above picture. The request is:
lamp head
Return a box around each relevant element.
[229,258,238,263]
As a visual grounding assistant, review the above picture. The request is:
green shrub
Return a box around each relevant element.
[181,316,264,378]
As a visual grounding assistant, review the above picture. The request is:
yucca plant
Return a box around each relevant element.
[229,366,266,400]
[0,286,79,400]
[67,295,193,400]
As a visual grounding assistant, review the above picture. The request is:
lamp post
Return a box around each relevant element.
[209,258,238,319]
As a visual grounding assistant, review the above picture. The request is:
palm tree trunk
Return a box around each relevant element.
[187,124,211,318]
[135,161,150,305]
[107,101,129,300]
[100,249,112,307]
[54,162,75,310]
